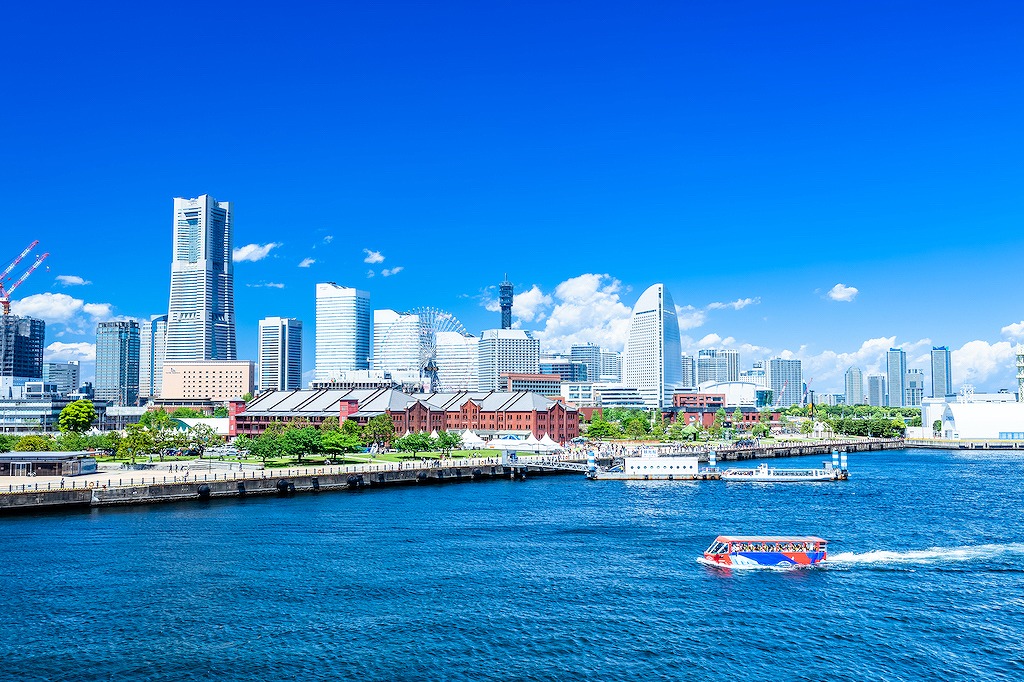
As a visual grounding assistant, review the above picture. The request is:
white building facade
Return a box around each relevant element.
[258,317,303,391]
[844,366,864,406]
[139,314,168,400]
[767,358,802,408]
[622,283,682,409]
[886,348,907,407]
[477,329,540,391]
[435,332,479,391]
[165,195,236,361]
[315,283,370,381]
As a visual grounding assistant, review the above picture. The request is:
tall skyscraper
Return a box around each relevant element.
[0,315,44,398]
[600,350,622,383]
[697,349,730,384]
[931,346,952,398]
[499,275,514,330]
[680,354,696,389]
[905,368,924,407]
[258,317,303,391]
[622,283,682,409]
[95,321,140,406]
[436,332,479,391]
[373,309,420,373]
[720,349,740,382]
[314,283,370,380]
[139,314,168,400]
[844,366,864,405]
[165,195,235,361]
[886,348,907,407]
[477,329,540,391]
[570,343,601,383]
[43,361,80,396]
[767,358,803,407]
[867,374,887,407]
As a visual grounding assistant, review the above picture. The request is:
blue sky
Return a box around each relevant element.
[3,1,1023,393]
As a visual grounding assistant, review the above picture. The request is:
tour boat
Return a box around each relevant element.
[720,461,847,482]
[698,535,828,568]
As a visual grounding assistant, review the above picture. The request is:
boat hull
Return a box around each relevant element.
[700,551,827,568]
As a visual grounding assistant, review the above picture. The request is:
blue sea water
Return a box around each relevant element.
[2,448,1024,681]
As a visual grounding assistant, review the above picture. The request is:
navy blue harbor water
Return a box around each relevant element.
[3,448,1023,681]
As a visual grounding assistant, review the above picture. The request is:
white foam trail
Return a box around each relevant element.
[828,543,1024,565]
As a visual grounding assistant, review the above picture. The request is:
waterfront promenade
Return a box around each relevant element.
[0,437,906,512]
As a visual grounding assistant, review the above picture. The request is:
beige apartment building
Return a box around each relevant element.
[161,361,255,401]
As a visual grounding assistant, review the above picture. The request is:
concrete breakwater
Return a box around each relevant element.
[0,460,573,513]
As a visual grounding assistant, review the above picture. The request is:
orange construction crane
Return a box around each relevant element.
[0,250,49,315]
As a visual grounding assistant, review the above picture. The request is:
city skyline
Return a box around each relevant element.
[4,3,1024,395]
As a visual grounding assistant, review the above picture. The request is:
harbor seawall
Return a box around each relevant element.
[0,462,566,514]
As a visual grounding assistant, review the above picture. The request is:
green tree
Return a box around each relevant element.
[280,426,321,464]
[732,408,743,430]
[15,435,53,451]
[623,416,651,440]
[394,432,433,455]
[340,418,363,439]
[932,419,942,436]
[55,432,88,451]
[321,430,363,457]
[710,408,727,438]
[799,419,814,435]
[237,432,284,466]
[188,423,220,457]
[586,418,619,439]
[170,407,203,419]
[751,422,769,438]
[364,415,396,450]
[58,399,97,434]
[319,416,340,432]
[435,430,462,455]
[0,434,19,452]
[117,424,154,464]
[212,406,229,418]
[242,392,254,402]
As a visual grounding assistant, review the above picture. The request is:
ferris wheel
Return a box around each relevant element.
[378,307,469,389]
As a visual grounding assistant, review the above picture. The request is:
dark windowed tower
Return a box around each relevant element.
[499,275,513,329]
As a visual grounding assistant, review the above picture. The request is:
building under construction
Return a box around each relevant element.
[0,315,45,399]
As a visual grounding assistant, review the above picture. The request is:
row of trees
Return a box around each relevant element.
[586,407,776,442]
[234,415,397,465]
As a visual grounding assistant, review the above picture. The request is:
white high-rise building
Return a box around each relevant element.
[931,346,952,398]
[886,348,907,407]
[165,195,235,361]
[622,283,682,409]
[570,343,602,383]
[315,283,370,380]
[42,361,80,396]
[436,332,479,391]
[867,374,887,407]
[905,368,924,407]
[697,349,730,384]
[600,350,622,382]
[680,354,696,389]
[373,309,421,373]
[139,314,168,400]
[477,329,540,391]
[844,366,864,406]
[767,358,803,408]
[258,317,303,391]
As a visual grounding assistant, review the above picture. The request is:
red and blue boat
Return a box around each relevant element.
[699,535,828,568]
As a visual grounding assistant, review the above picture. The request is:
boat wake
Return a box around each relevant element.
[827,543,1024,566]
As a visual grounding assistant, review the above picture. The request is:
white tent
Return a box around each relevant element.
[429,429,440,440]
[490,435,524,451]
[461,430,485,449]
[539,433,563,452]
[525,433,541,446]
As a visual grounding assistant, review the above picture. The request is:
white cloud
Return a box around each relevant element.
[381,266,404,277]
[11,293,85,322]
[232,242,281,262]
[298,258,316,268]
[55,275,91,286]
[45,341,95,362]
[534,274,634,352]
[82,303,112,318]
[363,249,385,264]
[323,235,333,244]
[246,282,286,289]
[953,340,1016,387]
[512,285,553,323]
[707,297,760,311]
[366,270,376,278]
[1000,321,1024,341]
[827,283,859,302]
[676,305,707,330]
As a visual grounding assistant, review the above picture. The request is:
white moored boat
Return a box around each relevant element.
[721,461,847,482]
